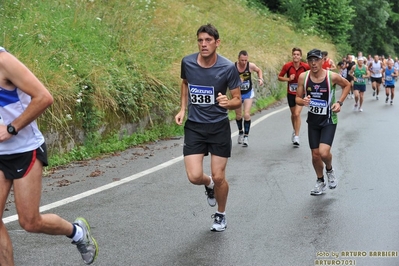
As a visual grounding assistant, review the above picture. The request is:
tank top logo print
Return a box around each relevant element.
[188,84,215,105]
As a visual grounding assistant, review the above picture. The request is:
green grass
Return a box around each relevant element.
[0,0,337,166]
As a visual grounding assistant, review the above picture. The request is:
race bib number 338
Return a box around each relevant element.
[189,84,215,105]
[309,98,328,115]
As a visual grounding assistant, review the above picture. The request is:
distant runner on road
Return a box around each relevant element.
[278,47,310,146]
[234,50,264,147]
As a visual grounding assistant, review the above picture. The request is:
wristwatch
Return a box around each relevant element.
[7,124,18,135]
[337,101,343,106]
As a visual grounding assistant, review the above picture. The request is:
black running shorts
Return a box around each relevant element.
[0,143,48,180]
[287,93,297,108]
[308,124,337,150]
[371,77,382,84]
[183,119,232,158]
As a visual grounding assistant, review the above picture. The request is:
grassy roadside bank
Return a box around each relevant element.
[0,0,336,168]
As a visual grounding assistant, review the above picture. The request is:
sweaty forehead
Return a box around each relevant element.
[197,32,213,39]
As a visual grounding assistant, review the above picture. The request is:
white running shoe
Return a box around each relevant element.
[293,136,300,146]
[326,169,337,189]
[72,217,98,265]
[242,136,248,147]
[386,97,389,103]
[373,91,376,97]
[237,134,244,144]
[204,176,216,207]
[359,108,363,112]
[310,180,327,196]
[211,213,227,232]
[291,131,295,143]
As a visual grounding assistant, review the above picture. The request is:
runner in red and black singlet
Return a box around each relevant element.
[278,47,310,146]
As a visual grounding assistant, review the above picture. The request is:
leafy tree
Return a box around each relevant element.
[304,0,354,43]
[348,0,391,55]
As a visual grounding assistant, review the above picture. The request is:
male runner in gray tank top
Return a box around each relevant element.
[175,24,241,232]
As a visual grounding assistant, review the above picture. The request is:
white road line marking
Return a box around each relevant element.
[3,106,288,224]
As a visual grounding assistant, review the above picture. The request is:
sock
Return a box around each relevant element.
[236,119,243,132]
[71,224,84,242]
[206,175,214,189]
[216,211,226,216]
[318,176,325,182]
[244,120,251,135]
[326,166,333,172]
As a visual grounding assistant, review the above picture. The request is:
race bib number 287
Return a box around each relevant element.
[309,98,328,115]
[189,84,215,105]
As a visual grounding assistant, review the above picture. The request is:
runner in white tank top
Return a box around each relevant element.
[368,55,384,100]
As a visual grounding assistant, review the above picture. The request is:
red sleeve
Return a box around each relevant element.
[279,62,290,77]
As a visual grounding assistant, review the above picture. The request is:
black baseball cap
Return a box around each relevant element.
[306,49,323,59]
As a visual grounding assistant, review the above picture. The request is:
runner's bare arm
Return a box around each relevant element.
[295,72,309,106]
[249,62,264,86]
[0,51,53,141]
[175,79,188,125]
[331,72,351,112]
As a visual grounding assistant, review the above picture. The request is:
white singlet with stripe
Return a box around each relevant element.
[0,47,45,155]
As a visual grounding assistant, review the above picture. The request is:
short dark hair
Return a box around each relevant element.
[238,50,248,57]
[292,47,302,55]
[321,51,328,56]
[196,24,219,40]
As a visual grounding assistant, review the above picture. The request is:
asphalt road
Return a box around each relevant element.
[4,84,399,266]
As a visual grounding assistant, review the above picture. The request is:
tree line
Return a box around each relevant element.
[260,0,399,57]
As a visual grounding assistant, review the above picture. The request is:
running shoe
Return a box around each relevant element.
[386,97,389,103]
[359,108,363,112]
[291,131,295,143]
[242,136,248,147]
[326,169,337,189]
[237,133,244,144]
[310,180,327,196]
[391,100,393,105]
[373,91,376,97]
[211,213,227,232]
[204,178,216,207]
[376,96,379,100]
[353,103,358,111]
[72,217,98,265]
[293,136,300,146]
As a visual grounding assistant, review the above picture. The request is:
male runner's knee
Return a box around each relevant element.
[311,150,321,159]
[186,172,203,185]
[19,217,41,233]
[211,173,226,186]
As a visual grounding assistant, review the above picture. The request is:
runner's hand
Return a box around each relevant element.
[0,125,13,142]
[175,110,185,126]
[216,92,229,108]
[331,103,341,113]
[303,95,311,106]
